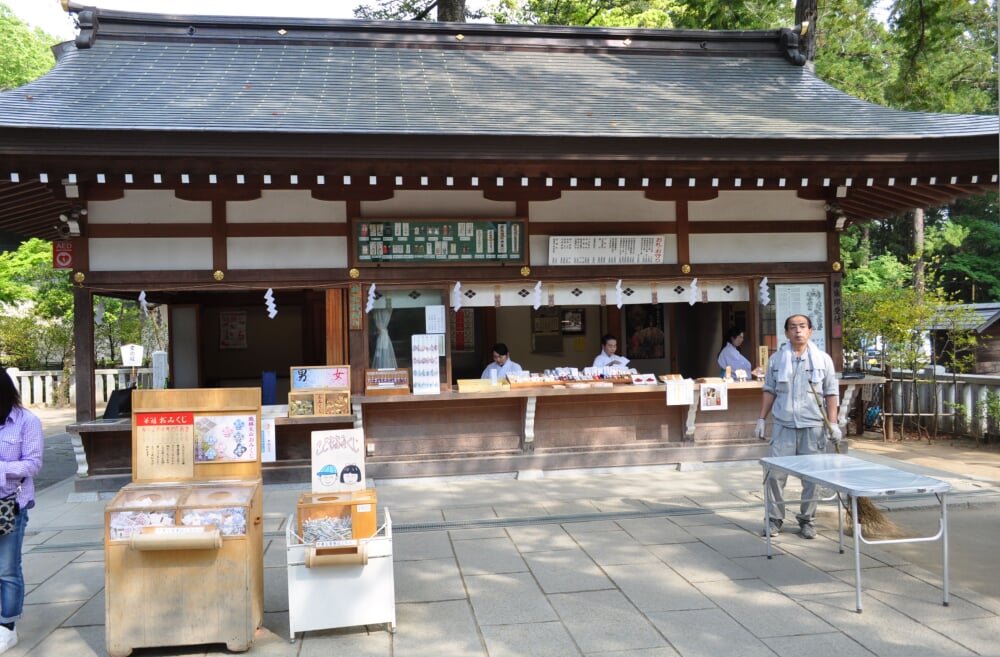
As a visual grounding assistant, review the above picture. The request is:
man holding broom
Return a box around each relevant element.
[755,314,841,539]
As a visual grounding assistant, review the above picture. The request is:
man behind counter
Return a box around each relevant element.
[592,334,630,368]
[481,343,523,380]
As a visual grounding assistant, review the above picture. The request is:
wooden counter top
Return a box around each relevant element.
[353,374,882,404]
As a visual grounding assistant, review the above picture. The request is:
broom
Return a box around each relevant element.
[809,383,899,538]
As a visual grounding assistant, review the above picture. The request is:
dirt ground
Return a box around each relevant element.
[850,428,1000,484]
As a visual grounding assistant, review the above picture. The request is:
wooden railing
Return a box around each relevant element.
[6,367,154,407]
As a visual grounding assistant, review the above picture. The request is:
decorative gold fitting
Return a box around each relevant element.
[832,261,842,272]
[456,34,464,40]
[681,264,691,274]
[72,271,85,284]
[520,266,531,277]
[213,270,225,281]
[349,268,360,279]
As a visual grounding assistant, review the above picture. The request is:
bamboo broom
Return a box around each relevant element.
[809,383,899,538]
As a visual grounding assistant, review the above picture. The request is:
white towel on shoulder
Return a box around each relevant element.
[775,341,826,384]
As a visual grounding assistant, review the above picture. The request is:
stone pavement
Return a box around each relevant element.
[13,406,1000,657]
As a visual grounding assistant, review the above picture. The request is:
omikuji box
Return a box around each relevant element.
[105,388,263,657]
[297,489,378,542]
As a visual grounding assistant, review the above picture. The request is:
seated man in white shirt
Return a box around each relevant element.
[592,334,630,368]
[481,343,523,380]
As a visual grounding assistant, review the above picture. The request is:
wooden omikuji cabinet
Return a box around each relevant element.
[104,388,264,657]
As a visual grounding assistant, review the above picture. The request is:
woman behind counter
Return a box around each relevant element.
[0,367,43,654]
[481,343,523,380]
[717,327,752,378]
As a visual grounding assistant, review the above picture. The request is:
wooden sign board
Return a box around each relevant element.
[131,388,262,482]
[352,218,525,265]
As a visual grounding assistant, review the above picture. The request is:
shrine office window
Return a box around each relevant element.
[367,288,450,389]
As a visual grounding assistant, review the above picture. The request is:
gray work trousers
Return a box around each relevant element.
[765,424,828,526]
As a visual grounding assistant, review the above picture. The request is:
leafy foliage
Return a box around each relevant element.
[354,0,481,20]
[0,3,58,90]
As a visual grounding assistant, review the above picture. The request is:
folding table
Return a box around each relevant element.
[759,453,951,612]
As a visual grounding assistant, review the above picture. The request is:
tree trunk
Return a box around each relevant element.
[795,0,818,68]
[437,0,466,22]
[860,224,871,267]
[913,207,925,296]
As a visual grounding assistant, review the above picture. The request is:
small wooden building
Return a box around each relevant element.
[0,6,996,486]
[931,303,1000,375]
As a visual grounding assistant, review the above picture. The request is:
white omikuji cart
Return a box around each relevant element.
[285,508,396,640]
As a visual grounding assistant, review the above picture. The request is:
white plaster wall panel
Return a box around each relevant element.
[690,233,826,263]
[227,237,347,269]
[530,234,678,266]
[227,190,346,223]
[529,235,549,266]
[688,190,825,221]
[529,191,675,222]
[87,190,211,223]
[89,238,212,270]
[361,191,515,217]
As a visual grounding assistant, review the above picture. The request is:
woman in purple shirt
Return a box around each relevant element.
[0,368,43,654]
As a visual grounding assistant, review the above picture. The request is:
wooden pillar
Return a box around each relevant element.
[73,285,96,422]
[325,288,347,364]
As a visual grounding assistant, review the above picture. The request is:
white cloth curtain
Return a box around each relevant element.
[371,300,397,369]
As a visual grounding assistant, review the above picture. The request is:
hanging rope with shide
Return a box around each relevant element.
[0,368,44,655]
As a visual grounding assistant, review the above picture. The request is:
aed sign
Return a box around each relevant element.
[53,241,74,270]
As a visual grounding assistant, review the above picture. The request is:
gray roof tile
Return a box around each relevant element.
[0,13,995,141]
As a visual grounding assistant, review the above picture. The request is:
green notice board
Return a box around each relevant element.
[353,219,525,264]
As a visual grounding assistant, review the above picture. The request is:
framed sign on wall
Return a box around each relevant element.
[352,218,526,265]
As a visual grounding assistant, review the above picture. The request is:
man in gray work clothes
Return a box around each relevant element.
[754,314,841,539]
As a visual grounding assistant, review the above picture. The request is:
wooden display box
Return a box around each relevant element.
[364,368,410,396]
[105,480,263,657]
[297,489,378,542]
[288,390,351,417]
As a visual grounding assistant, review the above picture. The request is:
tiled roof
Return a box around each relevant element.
[0,9,995,141]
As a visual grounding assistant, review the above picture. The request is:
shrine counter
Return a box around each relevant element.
[66,375,882,489]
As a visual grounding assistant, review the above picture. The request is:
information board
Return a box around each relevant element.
[353,219,525,264]
[548,235,666,265]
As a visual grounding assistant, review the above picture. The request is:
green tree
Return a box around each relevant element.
[0,239,74,369]
[354,0,478,20]
[0,3,58,90]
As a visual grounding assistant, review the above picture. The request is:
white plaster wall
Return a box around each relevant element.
[689,190,826,221]
[227,190,346,223]
[87,190,211,223]
[227,236,347,269]
[362,191,515,217]
[89,238,212,270]
[529,191,675,222]
[690,233,827,263]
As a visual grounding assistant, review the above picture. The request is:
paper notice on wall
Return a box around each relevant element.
[411,334,441,394]
[260,417,277,463]
[425,304,446,334]
[665,379,694,406]
[311,428,366,493]
[699,383,729,411]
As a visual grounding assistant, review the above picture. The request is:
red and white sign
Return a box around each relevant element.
[52,241,74,270]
